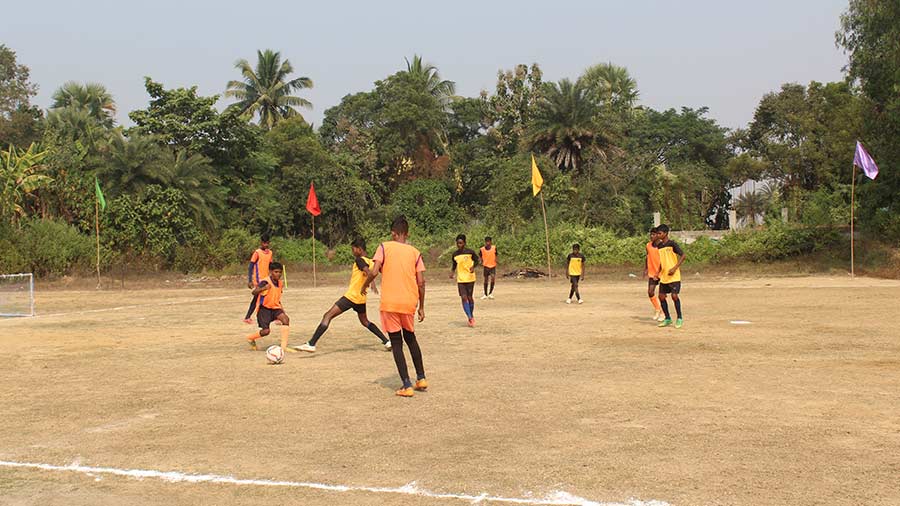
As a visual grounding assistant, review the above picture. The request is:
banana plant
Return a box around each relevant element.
[0,143,52,223]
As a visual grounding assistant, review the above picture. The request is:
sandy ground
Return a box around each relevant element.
[0,273,898,506]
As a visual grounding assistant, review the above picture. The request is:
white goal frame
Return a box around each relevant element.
[0,273,35,317]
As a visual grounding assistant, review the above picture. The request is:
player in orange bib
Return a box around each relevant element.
[243,234,273,324]
[643,227,664,321]
[245,262,296,352]
[479,236,497,300]
[362,216,427,397]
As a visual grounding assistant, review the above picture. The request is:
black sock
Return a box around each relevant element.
[569,285,576,298]
[660,300,671,319]
[244,294,258,319]
[483,282,489,296]
[367,322,388,344]
[674,299,683,319]
[402,330,425,380]
[389,332,409,384]
[469,298,474,316]
[489,280,494,294]
[308,323,328,346]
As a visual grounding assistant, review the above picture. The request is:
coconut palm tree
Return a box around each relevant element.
[403,55,456,105]
[733,190,767,226]
[102,133,167,197]
[525,79,617,172]
[50,82,116,127]
[579,63,639,109]
[225,49,313,130]
[163,150,222,227]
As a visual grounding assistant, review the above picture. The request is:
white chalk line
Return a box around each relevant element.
[0,295,244,321]
[0,459,669,506]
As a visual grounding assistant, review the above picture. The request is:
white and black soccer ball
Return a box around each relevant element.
[265,345,284,365]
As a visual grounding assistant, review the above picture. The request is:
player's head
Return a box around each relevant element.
[456,233,467,249]
[650,227,658,241]
[269,262,283,281]
[484,236,492,247]
[260,233,271,250]
[657,224,670,240]
[350,238,366,257]
[390,215,409,241]
[572,243,580,253]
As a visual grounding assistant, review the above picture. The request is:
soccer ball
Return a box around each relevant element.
[265,345,284,365]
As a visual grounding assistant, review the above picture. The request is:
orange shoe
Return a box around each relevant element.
[247,340,258,351]
[414,379,428,391]
[467,318,475,327]
[395,387,414,397]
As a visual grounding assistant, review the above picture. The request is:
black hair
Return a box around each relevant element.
[650,226,659,233]
[350,238,366,250]
[261,233,271,242]
[270,262,283,271]
[391,215,409,235]
[456,234,467,242]
[485,236,492,241]
[657,224,670,234]
[573,243,581,249]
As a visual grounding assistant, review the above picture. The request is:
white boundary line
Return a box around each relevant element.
[0,295,243,321]
[0,459,669,506]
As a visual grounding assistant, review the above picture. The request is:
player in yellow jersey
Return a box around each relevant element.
[653,224,686,328]
[245,263,296,352]
[449,234,479,327]
[294,239,390,352]
[566,243,585,304]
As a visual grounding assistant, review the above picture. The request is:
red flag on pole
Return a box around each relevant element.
[306,183,321,216]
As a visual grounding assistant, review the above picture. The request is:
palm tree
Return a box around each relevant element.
[733,190,767,226]
[103,133,167,197]
[579,63,639,109]
[0,143,51,223]
[50,82,116,127]
[225,49,313,130]
[525,79,617,172]
[163,150,222,227]
[403,55,456,105]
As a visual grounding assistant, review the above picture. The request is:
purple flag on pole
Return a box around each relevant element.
[854,141,879,180]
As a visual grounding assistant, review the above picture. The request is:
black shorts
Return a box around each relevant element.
[457,282,475,298]
[569,275,581,284]
[648,278,660,289]
[659,281,681,294]
[483,266,496,278]
[257,306,285,329]
[335,296,366,314]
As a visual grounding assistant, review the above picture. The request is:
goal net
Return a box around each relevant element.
[0,273,34,317]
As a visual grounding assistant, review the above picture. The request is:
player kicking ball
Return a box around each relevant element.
[245,263,297,352]
[294,239,391,353]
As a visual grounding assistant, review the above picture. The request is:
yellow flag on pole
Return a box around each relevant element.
[531,154,543,196]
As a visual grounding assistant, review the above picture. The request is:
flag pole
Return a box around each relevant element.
[312,214,317,288]
[539,190,551,280]
[95,195,101,289]
[850,163,856,279]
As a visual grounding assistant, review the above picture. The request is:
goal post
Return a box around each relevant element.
[0,273,35,317]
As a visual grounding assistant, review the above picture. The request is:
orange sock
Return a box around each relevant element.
[246,331,261,342]
[280,326,290,349]
[650,295,661,312]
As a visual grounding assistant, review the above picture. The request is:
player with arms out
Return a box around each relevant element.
[479,236,497,300]
[362,216,427,397]
[643,227,664,321]
[566,243,585,304]
[654,224,686,329]
[245,262,297,352]
[450,234,479,327]
[242,233,273,324]
[295,238,391,353]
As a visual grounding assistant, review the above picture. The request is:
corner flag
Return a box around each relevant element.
[531,154,543,196]
[306,182,321,216]
[854,141,879,180]
[94,177,106,211]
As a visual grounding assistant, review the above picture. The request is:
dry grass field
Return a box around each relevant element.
[1,273,898,506]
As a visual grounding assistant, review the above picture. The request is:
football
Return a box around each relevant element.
[265,345,284,365]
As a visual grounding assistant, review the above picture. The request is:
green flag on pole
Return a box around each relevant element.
[94,177,106,211]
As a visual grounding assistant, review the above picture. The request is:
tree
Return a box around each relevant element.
[733,191,767,226]
[403,55,456,105]
[50,82,116,128]
[0,143,51,224]
[225,49,313,130]
[579,62,639,110]
[483,64,543,154]
[526,79,616,172]
[0,45,42,148]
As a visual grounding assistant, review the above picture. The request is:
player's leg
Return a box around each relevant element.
[299,302,346,352]
[658,285,673,326]
[573,277,581,302]
[247,307,271,350]
[671,283,683,328]
[383,312,413,396]
[401,322,427,391]
[648,279,662,319]
[243,293,259,323]
[458,284,472,320]
[357,307,390,348]
[466,283,475,326]
[567,276,576,303]
[275,311,296,352]
[488,269,495,298]
[482,269,489,299]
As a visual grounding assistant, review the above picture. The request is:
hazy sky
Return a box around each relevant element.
[5,0,849,130]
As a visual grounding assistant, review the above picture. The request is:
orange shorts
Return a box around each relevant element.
[380,311,415,333]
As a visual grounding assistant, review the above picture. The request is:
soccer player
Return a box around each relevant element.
[362,216,427,398]
[450,234,479,327]
[479,236,498,300]
[654,224,686,328]
[294,239,391,353]
[643,227,664,321]
[242,234,273,324]
[566,243,585,304]
[245,262,296,352]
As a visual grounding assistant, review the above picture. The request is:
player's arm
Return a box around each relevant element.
[669,243,686,275]
[360,261,380,295]
[247,251,259,288]
[251,280,269,296]
[449,256,457,279]
[470,250,479,272]
[416,270,426,322]
[643,251,649,278]
[580,255,585,280]
[362,260,382,295]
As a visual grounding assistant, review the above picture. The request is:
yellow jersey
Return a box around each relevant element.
[452,248,478,283]
[655,240,684,284]
[344,256,373,305]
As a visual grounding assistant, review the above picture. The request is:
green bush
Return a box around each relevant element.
[214,228,259,265]
[18,219,93,276]
[394,179,463,235]
[272,236,331,265]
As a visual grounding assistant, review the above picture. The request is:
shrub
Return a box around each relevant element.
[213,228,259,265]
[18,219,93,276]
[394,179,463,235]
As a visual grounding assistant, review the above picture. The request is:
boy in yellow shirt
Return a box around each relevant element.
[449,234,479,327]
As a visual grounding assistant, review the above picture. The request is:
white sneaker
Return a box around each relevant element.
[654,311,663,321]
[383,341,392,351]
[656,312,666,322]
[566,298,572,304]
[488,294,494,299]
[295,343,316,353]
[578,299,584,304]
[481,295,488,300]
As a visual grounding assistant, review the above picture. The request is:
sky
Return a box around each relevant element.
[5,0,850,130]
